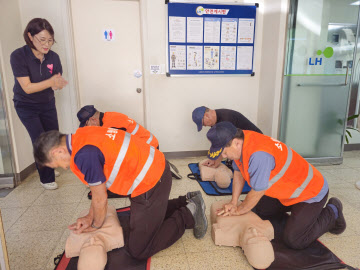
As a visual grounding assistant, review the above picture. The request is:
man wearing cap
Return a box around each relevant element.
[207,121,346,249]
[33,127,208,259]
[77,105,182,179]
[77,105,159,148]
[192,106,262,168]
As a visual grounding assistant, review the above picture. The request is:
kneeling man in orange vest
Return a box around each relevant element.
[76,105,182,180]
[208,122,346,249]
[33,127,207,259]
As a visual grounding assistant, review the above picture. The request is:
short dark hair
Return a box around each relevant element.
[205,107,210,113]
[225,128,244,147]
[33,130,65,166]
[23,18,55,49]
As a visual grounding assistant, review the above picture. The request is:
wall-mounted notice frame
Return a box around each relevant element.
[166,1,258,76]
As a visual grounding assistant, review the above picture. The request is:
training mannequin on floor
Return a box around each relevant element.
[211,200,275,269]
[199,159,233,188]
[65,205,124,270]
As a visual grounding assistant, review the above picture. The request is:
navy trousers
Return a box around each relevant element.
[14,99,59,184]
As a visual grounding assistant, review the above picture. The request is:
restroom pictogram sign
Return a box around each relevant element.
[103,29,115,41]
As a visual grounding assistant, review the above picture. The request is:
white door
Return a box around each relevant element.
[71,0,144,124]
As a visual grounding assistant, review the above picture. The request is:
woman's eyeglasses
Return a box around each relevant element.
[34,35,54,46]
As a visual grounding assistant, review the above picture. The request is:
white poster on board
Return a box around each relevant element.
[169,16,186,43]
[204,46,219,70]
[204,18,221,43]
[237,46,253,70]
[187,46,203,70]
[169,45,186,70]
[187,17,203,43]
[220,46,236,70]
[238,19,255,43]
[221,18,238,43]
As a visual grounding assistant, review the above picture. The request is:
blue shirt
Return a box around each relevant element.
[232,151,329,203]
[66,135,106,186]
[10,45,62,103]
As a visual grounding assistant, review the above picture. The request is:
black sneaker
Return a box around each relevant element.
[169,161,182,179]
[188,193,208,239]
[186,190,201,200]
[328,197,346,235]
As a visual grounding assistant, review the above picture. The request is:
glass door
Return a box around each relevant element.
[279,0,360,164]
[0,68,14,188]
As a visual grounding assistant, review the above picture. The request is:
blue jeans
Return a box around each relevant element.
[14,99,59,184]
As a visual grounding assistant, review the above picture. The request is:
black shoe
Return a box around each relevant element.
[188,193,208,239]
[186,190,201,200]
[169,161,182,179]
[328,197,346,235]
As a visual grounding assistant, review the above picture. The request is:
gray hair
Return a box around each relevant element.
[33,130,65,166]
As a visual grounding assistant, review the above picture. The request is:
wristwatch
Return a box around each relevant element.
[91,222,101,229]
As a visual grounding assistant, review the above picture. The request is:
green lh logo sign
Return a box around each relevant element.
[309,47,334,65]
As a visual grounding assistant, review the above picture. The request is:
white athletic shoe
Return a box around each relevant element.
[41,182,58,190]
[55,170,60,177]
[356,181,360,190]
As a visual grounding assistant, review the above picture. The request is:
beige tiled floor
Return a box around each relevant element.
[0,153,360,270]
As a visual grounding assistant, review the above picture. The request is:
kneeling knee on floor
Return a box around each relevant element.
[283,234,308,250]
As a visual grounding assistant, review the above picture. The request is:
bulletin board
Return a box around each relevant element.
[166,1,258,76]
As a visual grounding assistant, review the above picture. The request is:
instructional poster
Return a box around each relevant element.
[237,46,253,70]
[187,46,203,70]
[220,46,236,70]
[238,19,255,43]
[169,16,186,43]
[221,18,238,43]
[167,2,257,75]
[204,18,221,43]
[204,46,220,70]
[187,17,204,43]
[170,45,186,70]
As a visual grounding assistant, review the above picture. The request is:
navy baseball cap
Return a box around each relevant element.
[192,106,206,131]
[206,121,237,160]
[77,105,97,127]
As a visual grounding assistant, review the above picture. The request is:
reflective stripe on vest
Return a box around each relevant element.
[68,134,72,151]
[106,132,131,189]
[131,124,139,135]
[127,146,156,194]
[146,133,153,144]
[290,164,313,199]
[267,146,314,199]
[268,146,292,188]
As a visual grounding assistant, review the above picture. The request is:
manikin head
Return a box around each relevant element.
[78,236,107,270]
[33,130,71,170]
[206,122,244,161]
[77,105,101,127]
[241,227,274,269]
[192,106,217,131]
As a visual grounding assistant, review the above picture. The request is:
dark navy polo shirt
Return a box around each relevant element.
[10,45,62,103]
[216,109,263,134]
[66,135,106,186]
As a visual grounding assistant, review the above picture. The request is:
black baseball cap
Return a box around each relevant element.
[77,105,97,127]
[206,121,237,160]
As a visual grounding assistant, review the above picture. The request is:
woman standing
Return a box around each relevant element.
[10,18,68,190]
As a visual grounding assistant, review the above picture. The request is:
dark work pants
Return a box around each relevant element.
[254,192,335,250]
[14,99,59,184]
[128,162,195,260]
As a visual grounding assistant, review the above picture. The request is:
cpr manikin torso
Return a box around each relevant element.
[199,159,233,188]
[211,200,275,269]
[65,205,124,270]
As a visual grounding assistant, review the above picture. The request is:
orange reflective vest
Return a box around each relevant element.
[235,131,324,206]
[69,127,165,197]
[102,112,159,149]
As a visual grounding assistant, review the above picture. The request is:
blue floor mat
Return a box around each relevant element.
[187,162,251,196]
